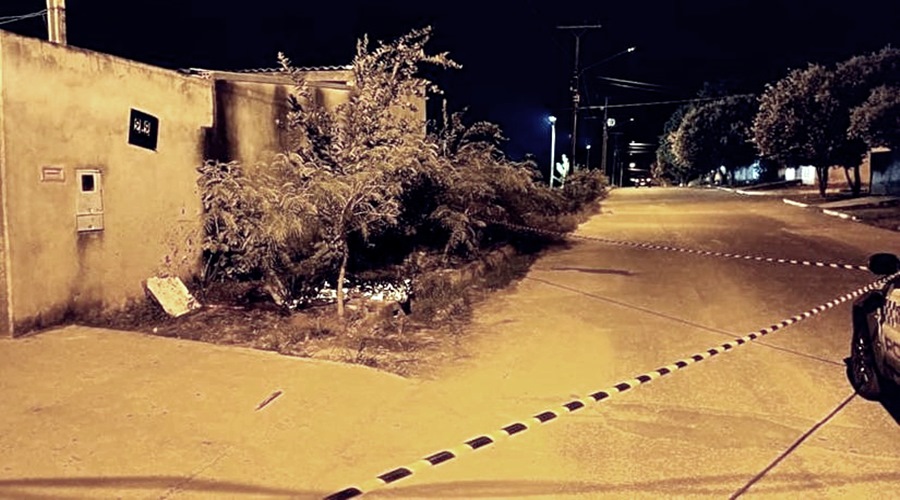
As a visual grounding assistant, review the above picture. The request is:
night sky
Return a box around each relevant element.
[3,1,899,167]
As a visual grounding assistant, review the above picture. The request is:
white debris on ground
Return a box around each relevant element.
[294,278,413,308]
[145,276,202,317]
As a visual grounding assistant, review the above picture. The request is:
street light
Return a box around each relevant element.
[586,144,591,170]
[548,116,557,187]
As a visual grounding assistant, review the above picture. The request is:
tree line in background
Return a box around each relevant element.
[656,46,899,196]
[196,27,607,317]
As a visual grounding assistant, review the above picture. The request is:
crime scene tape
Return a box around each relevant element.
[498,222,869,272]
[323,271,898,499]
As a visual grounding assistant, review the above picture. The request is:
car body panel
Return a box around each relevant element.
[878,289,900,384]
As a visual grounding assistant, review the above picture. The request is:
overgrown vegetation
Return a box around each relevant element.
[196,26,608,329]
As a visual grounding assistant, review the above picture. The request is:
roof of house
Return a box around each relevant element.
[179,65,352,79]
[178,66,355,89]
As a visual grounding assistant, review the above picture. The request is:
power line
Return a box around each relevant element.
[0,9,47,26]
[580,94,757,110]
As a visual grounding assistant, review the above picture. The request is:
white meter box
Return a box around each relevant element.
[75,169,104,232]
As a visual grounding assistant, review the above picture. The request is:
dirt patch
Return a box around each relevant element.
[79,248,543,378]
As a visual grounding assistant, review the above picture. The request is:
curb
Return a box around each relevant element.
[735,189,763,196]
[782,198,810,208]
[822,208,858,221]
[782,198,860,222]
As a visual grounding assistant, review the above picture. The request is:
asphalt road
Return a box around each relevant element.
[3,186,900,499]
[352,187,900,499]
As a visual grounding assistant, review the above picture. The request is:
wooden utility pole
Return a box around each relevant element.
[46,0,67,45]
[557,24,601,168]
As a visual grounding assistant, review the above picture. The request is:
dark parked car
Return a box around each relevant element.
[634,177,652,188]
[848,253,900,400]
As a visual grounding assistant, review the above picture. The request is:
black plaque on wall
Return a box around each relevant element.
[128,108,159,151]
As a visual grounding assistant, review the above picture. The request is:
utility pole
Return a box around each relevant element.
[46,0,67,45]
[601,96,610,183]
[557,24,601,168]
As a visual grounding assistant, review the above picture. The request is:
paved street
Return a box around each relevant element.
[3,187,900,499]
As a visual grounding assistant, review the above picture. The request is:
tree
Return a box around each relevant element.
[849,85,900,150]
[426,104,544,258]
[753,64,856,196]
[831,46,900,193]
[672,95,758,186]
[841,46,900,150]
[754,46,899,197]
[656,104,694,185]
[279,27,459,318]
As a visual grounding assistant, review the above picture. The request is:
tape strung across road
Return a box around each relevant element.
[498,222,870,272]
[323,272,898,499]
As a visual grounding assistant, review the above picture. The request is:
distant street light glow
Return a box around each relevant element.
[548,116,557,187]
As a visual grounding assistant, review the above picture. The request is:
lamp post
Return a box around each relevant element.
[548,116,557,187]
[585,144,591,170]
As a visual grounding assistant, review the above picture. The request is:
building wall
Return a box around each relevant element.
[0,31,213,336]
[869,148,900,195]
[207,70,426,165]
[207,71,355,165]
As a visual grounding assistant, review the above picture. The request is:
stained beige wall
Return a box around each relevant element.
[210,70,426,165]
[0,31,213,336]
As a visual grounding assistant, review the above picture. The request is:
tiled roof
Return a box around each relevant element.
[236,65,353,73]
[179,65,352,79]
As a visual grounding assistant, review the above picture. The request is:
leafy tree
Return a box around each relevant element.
[279,27,459,317]
[754,47,899,196]
[656,104,693,185]
[832,46,900,192]
[672,95,759,186]
[841,46,900,150]
[753,63,856,196]
[849,85,900,150]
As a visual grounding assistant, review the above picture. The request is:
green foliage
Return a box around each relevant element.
[673,95,759,185]
[656,104,696,185]
[840,46,900,150]
[278,27,458,317]
[753,46,897,196]
[197,159,312,289]
[197,27,609,319]
[561,169,608,210]
[753,63,855,195]
[849,85,900,149]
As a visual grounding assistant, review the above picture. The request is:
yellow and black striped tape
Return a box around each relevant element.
[499,222,869,272]
[323,272,898,499]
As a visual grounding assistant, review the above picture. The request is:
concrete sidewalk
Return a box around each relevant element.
[0,325,416,499]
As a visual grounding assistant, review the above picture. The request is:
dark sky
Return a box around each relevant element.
[3,1,899,166]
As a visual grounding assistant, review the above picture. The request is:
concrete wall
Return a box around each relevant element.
[0,31,213,336]
[869,148,900,195]
[206,70,356,164]
[206,70,426,165]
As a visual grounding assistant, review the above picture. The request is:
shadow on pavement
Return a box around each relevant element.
[0,476,319,499]
[549,266,636,276]
[368,471,900,497]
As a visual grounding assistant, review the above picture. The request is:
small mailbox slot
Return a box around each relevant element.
[81,173,95,192]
